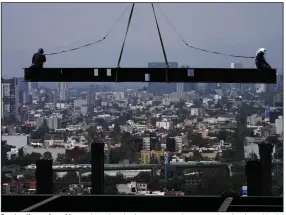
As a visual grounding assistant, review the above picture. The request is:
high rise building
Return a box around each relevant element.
[59,82,68,102]
[17,77,30,104]
[1,78,20,120]
[176,83,184,99]
[275,116,283,135]
[231,61,244,94]
[148,62,178,95]
[181,65,197,92]
[28,82,38,99]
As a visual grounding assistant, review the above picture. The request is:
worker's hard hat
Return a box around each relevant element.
[258,48,266,54]
[38,48,44,53]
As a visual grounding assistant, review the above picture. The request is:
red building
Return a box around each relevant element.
[66,146,87,158]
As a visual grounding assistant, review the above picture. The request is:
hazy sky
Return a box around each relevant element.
[2,3,283,78]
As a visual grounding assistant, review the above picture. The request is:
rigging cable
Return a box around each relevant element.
[45,4,130,56]
[117,3,135,68]
[155,3,255,59]
[151,3,169,68]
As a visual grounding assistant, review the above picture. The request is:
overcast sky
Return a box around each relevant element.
[2,3,283,78]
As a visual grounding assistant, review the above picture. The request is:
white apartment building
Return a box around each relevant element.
[156,119,172,130]
[74,99,88,115]
[275,116,283,135]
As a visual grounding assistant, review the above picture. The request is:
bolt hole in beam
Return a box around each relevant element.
[94,69,99,76]
[107,69,112,76]
[188,68,194,77]
[145,73,150,82]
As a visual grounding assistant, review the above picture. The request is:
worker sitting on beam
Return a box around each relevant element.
[31,48,46,69]
[255,48,272,71]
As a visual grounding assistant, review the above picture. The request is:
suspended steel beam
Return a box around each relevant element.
[24,67,276,83]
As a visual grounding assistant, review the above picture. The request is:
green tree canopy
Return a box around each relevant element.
[134,172,151,182]
[25,152,42,164]
[191,151,204,161]
[63,172,78,181]
[76,152,91,164]
[188,132,209,147]
[109,148,122,164]
[10,152,43,166]
[3,114,21,126]
[42,151,53,160]
[31,119,49,141]
[56,153,65,164]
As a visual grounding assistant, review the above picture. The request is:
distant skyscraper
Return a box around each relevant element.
[59,82,68,102]
[28,82,38,99]
[17,77,30,104]
[1,78,20,120]
[59,82,67,90]
[148,62,178,95]
[176,83,184,99]
[231,61,244,94]
[181,65,197,92]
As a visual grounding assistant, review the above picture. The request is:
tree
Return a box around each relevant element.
[147,175,162,190]
[104,185,118,194]
[56,153,66,164]
[166,176,185,191]
[221,150,236,162]
[18,147,24,158]
[215,153,222,161]
[134,172,163,190]
[200,168,233,195]
[220,96,229,105]
[135,172,151,182]
[104,174,125,194]
[150,118,157,127]
[23,172,35,181]
[183,184,202,195]
[120,133,138,163]
[214,102,223,109]
[85,127,100,145]
[42,151,53,160]
[109,148,122,164]
[114,123,121,133]
[105,173,125,186]
[7,152,43,166]
[191,151,204,161]
[30,119,49,141]
[53,172,58,181]
[81,174,91,182]
[2,174,13,183]
[96,118,109,130]
[188,132,208,147]
[249,152,258,160]
[25,152,42,164]
[77,152,91,164]
[15,126,22,133]
[63,172,78,181]
[3,114,21,126]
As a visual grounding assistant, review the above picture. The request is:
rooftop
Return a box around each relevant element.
[2,194,283,212]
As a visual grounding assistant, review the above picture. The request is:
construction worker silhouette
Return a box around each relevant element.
[32,48,46,69]
[255,48,271,71]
